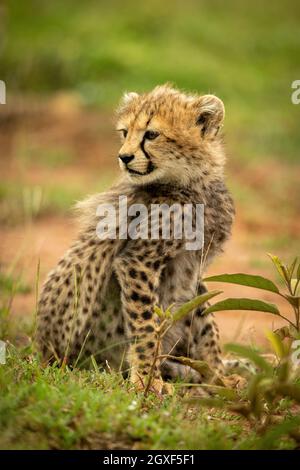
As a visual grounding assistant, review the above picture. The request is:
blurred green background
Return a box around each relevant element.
[1,0,300,162]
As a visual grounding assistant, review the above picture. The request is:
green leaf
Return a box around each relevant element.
[288,257,298,280]
[282,265,290,283]
[203,298,280,316]
[165,303,175,319]
[224,343,273,374]
[265,330,286,359]
[277,359,290,383]
[203,273,279,293]
[154,306,164,318]
[247,373,265,418]
[172,290,222,322]
[297,260,300,281]
[267,253,289,284]
[291,278,300,296]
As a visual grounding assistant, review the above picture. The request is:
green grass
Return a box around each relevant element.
[0,182,83,224]
[16,142,75,169]
[0,269,300,450]
[0,345,298,450]
[0,173,115,224]
[0,269,32,340]
[2,0,300,163]
[0,271,31,297]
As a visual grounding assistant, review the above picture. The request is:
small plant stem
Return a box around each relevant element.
[277,312,297,330]
[294,304,300,331]
[293,278,300,296]
[73,330,90,369]
[32,258,40,342]
[144,329,162,397]
[143,319,172,397]
[275,286,299,331]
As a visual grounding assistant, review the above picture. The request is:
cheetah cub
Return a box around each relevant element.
[36,85,235,394]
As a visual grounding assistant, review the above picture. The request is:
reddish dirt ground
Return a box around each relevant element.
[0,95,299,350]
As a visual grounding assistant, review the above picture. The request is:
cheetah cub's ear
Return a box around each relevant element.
[194,94,225,139]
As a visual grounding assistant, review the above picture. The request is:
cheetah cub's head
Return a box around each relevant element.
[116,84,225,186]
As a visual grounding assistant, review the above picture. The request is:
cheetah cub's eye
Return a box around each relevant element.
[118,129,128,138]
[144,130,159,140]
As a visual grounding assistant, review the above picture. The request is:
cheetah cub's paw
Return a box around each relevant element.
[157,380,175,396]
[132,374,174,396]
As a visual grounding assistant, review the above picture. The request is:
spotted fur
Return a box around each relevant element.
[36,85,235,394]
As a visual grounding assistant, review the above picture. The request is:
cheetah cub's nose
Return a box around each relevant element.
[119,154,135,165]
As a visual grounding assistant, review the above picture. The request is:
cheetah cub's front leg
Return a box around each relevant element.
[114,239,180,395]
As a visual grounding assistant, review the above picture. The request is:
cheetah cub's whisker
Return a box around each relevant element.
[36,84,235,395]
